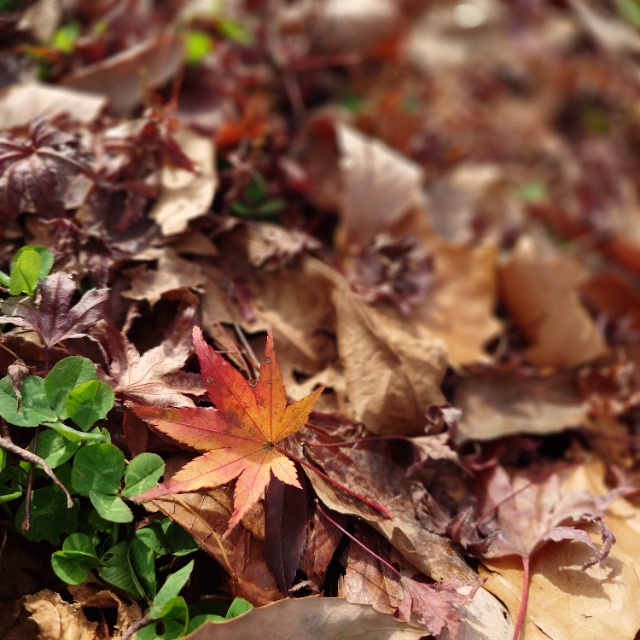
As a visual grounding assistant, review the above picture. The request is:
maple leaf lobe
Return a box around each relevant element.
[132,326,323,535]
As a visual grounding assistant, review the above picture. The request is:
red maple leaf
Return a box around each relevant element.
[132,327,323,534]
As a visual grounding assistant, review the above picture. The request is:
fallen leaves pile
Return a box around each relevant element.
[3,0,640,638]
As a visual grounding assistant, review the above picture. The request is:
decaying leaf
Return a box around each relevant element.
[23,590,98,640]
[123,251,206,307]
[132,327,323,534]
[102,307,204,407]
[481,460,640,640]
[453,463,618,639]
[150,125,218,236]
[454,366,589,442]
[0,119,94,218]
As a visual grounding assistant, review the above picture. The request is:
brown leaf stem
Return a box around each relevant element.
[0,434,73,509]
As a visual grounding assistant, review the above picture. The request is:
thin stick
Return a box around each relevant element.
[0,435,73,508]
[121,613,152,640]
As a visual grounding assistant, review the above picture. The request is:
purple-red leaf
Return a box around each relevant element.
[0,273,109,349]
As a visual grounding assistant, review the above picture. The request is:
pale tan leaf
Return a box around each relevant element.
[150,126,217,236]
[23,590,98,640]
[499,238,609,367]
[333,285,446,435]
[0,83,106,129]
[182,596,426,640]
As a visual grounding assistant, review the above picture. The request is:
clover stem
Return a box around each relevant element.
[512,555,531,640]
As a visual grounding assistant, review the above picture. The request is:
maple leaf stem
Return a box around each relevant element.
[316,503,402,579]
[512,555,531,640]
[277,444,393,519]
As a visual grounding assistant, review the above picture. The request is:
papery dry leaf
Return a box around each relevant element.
[417,240,500,366]
[151,485,283,606]
[335,123,425,248]
[23,590,98,640]
[102,308,204,407]
[67,583,142,639]
[499,239,608,367]
[333,285,446,435]
[0,83,107,129]
[150,125,217,236]
[182,596,426,640]
[123,251,206,307]
[60,33,184,116]
[302,445,474,582]
[455,463,618,639]
[133,327,323,535]
[0,272,109,349]
[481,460,640,640]
[454,367,589,442]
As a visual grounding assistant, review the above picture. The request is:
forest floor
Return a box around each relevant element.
[2,1,640,639]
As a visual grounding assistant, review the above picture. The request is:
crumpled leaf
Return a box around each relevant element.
[499,238,609,367]
[23,589,98,640]
[132,327,323,535]
[102,308,204,407]
[480,459,640,640]
[0,272,109,349]
[452,463,618,639]
[123,251,206,307]
[339,526,474,638]
[181,596,426,640]
[333,285,447,435]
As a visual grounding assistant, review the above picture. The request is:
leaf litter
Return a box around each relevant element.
[3,1,640,639]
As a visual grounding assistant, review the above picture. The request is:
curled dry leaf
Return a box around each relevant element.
[453,464,617,639]
[333,285,447,435]
[132,327,323,535]
[151,485,283,606]
[23,589,98,640]
[150,125,218,236]
[481,459,640,640]
[499,238,609,367]
[102,307,204,407]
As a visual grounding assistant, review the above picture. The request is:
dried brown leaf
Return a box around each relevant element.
[23,590,98,640]
[499,239,608,367]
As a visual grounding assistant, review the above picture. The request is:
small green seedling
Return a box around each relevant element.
[0,245,54,296]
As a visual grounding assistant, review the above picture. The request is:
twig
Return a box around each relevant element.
[0,435,73,508]
[120,613,152,640]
